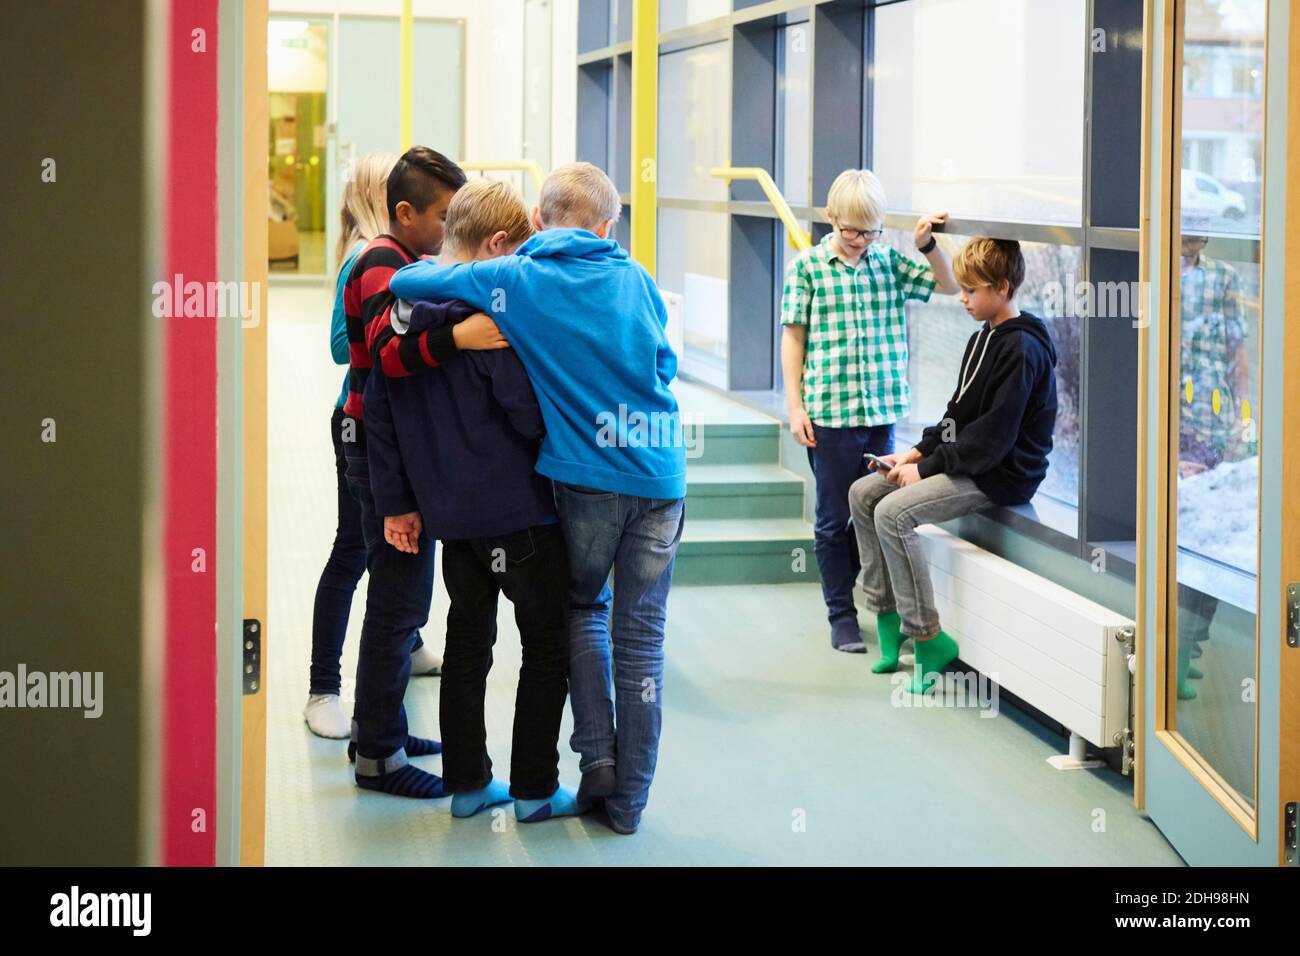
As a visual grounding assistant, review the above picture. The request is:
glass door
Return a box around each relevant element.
[1142,0,1293,866]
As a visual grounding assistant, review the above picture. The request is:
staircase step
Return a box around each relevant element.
[688,421,780,466]
[675,517,818,586]
[686,463,806,519]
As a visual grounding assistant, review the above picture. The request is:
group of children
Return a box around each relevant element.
[308,149,684,834]
[304,153,1060,835]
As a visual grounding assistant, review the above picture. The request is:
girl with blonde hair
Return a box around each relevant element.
[305,153,442,739]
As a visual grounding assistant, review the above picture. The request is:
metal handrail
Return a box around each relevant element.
[458,160,546,194]
[709,166,812,250]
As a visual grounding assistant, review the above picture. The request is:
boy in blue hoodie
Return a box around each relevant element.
[390,162,687,835]
[365,180,579,823]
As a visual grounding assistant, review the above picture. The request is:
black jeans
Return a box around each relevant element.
[439,522,570,799]
[309,407,368,696]
[343,428,436,762]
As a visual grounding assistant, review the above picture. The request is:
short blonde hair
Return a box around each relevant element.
[825,169,887,229]
[539,161,622,230]
[444,179,534,256]
[953,237,1026,297]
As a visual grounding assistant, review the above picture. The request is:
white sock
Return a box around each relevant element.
[303,694,351,739]
[410,642,443,676]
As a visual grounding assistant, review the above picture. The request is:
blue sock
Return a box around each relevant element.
[515,785,581,823]
[349,734,441,763]
[450,779,512,818]
[355,764,445,799]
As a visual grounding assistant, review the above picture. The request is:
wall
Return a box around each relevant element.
[0,0,157,865]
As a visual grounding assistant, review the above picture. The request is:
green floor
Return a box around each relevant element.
[266,287,1182,866]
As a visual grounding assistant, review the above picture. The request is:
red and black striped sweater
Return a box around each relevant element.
[342,234,458,421]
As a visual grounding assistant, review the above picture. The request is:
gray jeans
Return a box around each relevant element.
[847,472,991,638]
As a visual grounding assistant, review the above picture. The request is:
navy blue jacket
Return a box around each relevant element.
[363,298,557,540]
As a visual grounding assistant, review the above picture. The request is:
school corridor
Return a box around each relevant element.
[4,0,1297,874]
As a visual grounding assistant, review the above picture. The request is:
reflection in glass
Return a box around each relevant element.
[268,20,330,276]
[658,208,729,387]
[888,230,1082,509]
[658,41,730,201]
[1170,0,1264,808]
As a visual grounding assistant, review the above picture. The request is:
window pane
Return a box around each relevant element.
[660,0,729,33]
[888,230,1082,510]
[872,0,1086,222]
[1170,0,1265,808]
[778,21,811,207]
[658,41,730,201]
[659,208,729,387]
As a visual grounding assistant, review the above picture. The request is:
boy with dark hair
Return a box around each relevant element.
[847,237,1058,693]
[341,146,509,799]
[366,179,579,822]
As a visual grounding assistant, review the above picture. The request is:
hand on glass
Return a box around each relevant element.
[384,512,423,554]
[1178,459,1209,479]
[914,213,949,250]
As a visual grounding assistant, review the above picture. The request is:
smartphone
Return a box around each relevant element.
[863,452,895,472]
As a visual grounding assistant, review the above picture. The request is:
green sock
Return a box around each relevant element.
[906,631,960,695]
[1177,640,1198,700]
[872,611,904,674]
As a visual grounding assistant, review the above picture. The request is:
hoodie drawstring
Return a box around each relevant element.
[957,325,996,403]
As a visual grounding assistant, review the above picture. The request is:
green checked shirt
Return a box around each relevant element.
[781,234,936,427]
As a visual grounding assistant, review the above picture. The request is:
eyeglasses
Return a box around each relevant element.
[836,225,884,242]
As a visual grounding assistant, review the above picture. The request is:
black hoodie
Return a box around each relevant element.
[914,312,1058,506]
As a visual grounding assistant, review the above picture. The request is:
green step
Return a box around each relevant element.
[685,463,806,520]
[686,422,780,466]
[674,517,819,585]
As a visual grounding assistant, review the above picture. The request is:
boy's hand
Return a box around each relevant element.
[453,313,511,351]
[914,213,949,250]
[788,405,816,447]
[887,462,922,487]
[384,512,423,554]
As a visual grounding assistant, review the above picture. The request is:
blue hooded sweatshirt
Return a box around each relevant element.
[390,228,687,500]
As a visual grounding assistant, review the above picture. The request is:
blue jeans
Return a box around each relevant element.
[554,483,685,833]
[807,423,895,625]
[343,428,436,764]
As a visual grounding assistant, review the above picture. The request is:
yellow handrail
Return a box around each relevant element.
[709,167,812,250]
[458,160,546,194]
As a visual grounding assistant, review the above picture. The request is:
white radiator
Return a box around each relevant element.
[916,526,1134,761]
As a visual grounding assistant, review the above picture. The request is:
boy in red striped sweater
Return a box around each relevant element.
[342,146,509,798]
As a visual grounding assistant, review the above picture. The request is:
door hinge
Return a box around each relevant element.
[1285,803,1297,867]
[243,619,262,695]
[1287,584,1299,648]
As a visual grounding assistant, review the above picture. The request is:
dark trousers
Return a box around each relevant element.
[807,422,895,624]
[343,431,436,761]
[309,407,368,696]
[439,523,570,799]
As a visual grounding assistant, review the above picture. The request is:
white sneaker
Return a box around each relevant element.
[303,694,351,739]
[410,643,443,676]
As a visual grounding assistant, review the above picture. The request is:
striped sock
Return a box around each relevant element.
[355,764,446,799]
[348,734,442,763]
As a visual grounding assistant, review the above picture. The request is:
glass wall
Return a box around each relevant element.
[1169,0,1266,808]
[574,0,1146,563]
[872,0,1087,223]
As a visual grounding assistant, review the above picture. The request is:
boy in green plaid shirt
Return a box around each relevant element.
[781,169,958,652]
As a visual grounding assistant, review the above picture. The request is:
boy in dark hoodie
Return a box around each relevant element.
[364,179,579,823]
[847,238,1058,693]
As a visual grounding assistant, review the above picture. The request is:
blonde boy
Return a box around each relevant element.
[780,169,958,653]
